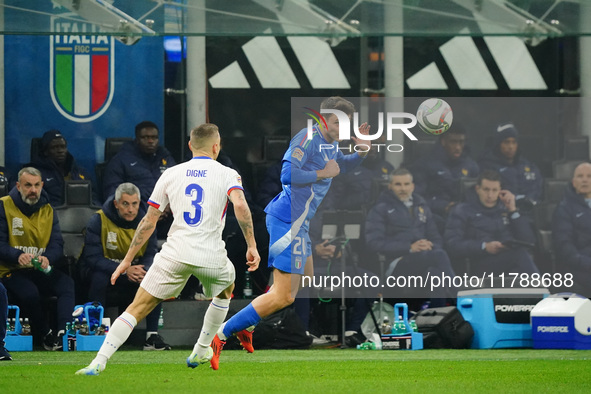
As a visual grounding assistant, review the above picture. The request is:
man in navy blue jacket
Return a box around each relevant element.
[78,182,170,350]
[0,167,74,350]
[365,168,455,302]
[412,123,479,228]
[27,130,94,207]
[103,121,176,238]
[103,121,176,205]
[478,123,542,211]
[444,170,539,276]
[552,162,591,295]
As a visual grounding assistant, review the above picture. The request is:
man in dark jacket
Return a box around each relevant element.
[412,123,479,226]
[103,121,176,205]
[365,168,455,302]
[0,167,74,350]
[552,162,591,295]
[444,170,539,276]
[28,129,93,207]
[478,123,542,211]
[103,121,176,238]
[79,182,170,350]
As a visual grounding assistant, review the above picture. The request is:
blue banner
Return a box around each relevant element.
[4,3,164,188]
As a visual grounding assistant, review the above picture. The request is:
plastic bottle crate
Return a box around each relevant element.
[5,305,33,351]
[62,333,106,352]
[380,303,423,350]
[63,304,106,352]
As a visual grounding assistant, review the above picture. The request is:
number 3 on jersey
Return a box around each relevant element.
[184,184,204,226]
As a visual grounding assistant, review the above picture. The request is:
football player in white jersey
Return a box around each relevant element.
[76,123,260,375]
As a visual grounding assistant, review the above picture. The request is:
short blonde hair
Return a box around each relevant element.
[190,123,219,150]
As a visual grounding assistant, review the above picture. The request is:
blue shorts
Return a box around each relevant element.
[266,215,311,275]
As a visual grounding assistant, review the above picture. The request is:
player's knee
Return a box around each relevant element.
[274,292,295,309]
[284,294,296,306]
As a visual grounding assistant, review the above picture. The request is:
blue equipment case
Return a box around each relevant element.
[457,288,549,349]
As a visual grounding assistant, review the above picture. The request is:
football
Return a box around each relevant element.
[416,98,453,135]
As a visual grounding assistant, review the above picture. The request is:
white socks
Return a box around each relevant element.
[194,297,231,358]
[217,323,228,341]
[93,312,137,366]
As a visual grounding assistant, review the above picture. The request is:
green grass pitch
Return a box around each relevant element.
[1,348,590,393]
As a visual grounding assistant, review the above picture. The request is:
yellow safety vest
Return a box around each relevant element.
[0,195,53,277]
[98,210,147,263]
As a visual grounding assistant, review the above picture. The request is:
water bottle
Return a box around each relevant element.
[243,271,253,298]
[68,321,76,336]
[356,341,376,350]
[381,316,392,335]
[31,257,52,275]
[73,319,81,333]
[96,324,106,336]
[410,320,418,332]
[80,318,88,335]
[66,321,77,350]
[393,320,404,335]
[21,318,31,335]
[158,308,164,329]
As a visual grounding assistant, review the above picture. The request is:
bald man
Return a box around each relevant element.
[552,162,591,295]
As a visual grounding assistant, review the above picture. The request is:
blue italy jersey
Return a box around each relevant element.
[265,124,364,227]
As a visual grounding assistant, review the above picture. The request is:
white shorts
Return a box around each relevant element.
[140,253,236,300]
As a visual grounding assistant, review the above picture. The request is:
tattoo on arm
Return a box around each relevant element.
[236,207,255,244]
[229,189,256,246]
[130,209,159,250]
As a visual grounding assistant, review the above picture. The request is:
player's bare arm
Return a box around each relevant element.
[229,188,261,271]
[111,206,162,284]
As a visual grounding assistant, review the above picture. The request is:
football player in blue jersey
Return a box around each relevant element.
[209,97,371,369]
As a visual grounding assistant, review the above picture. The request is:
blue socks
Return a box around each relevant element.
[222,303,261,339]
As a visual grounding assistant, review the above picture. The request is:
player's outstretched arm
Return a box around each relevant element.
[111,206,162,284]
[229,189,260,272]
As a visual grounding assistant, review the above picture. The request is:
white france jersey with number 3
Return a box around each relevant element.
[147,156,243,268]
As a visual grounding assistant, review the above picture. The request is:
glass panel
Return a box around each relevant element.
[0,0,589,42]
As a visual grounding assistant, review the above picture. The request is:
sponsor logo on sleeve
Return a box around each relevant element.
[292,147,305,161]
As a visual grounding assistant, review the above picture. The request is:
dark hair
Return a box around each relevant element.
[442,121,466,138]
[477,169,501,186]
[134,121,159,138]
[389,167,413,182]
[320,97,356,117]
